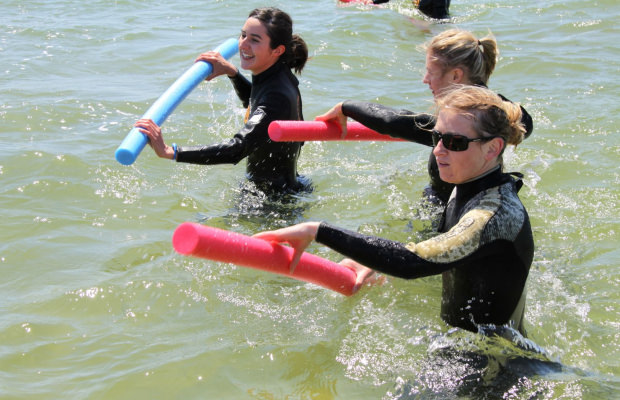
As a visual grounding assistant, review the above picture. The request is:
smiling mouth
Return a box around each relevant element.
[240,51,254,60]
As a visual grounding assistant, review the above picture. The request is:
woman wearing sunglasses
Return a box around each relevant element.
[255,85,533,335]
[316,29,533,204]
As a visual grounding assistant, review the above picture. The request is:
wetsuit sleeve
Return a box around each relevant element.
[341,100,435,146]
[176,92,290,165]
[315,211,504,280]
[228,72,252,108]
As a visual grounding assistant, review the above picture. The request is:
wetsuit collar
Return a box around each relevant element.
[454,165,506,203]
[251,61,297,86]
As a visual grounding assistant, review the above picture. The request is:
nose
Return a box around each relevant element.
[238,35,249,49]
[422,72,430,85]
[432,138,447,157]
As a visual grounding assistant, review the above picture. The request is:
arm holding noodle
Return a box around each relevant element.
[133,50,242,161]
[196,51,239,81]
[316,101,436,145]
[314,102,348,138]
[254,222,377,292]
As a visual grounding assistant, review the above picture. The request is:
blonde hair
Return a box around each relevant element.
[436,85,525,149]
[425,29,498,86]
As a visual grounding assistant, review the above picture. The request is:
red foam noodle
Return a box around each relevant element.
[268,120,405,142]
[172,222,357,296]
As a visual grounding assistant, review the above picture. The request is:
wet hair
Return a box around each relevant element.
[248,7,308,74]
[424,29,498,86]
[436,85,525,160]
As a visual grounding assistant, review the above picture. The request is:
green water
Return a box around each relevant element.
[1,0,618,398]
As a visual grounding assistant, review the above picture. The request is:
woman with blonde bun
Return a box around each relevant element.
[256,86,533,335]
[318,29,533,204]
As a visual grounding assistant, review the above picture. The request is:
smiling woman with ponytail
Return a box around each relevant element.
[135,7,311,194]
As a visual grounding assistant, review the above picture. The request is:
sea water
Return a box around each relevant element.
[1,0,618,398]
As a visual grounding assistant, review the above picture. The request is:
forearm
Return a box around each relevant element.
[315,222,445,279]
[228,72,252,108]
[341,100,435,145]
[176,138,246,165]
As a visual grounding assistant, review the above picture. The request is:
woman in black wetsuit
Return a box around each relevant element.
[135,8,309,193]
[255,85,534,335]
[317,29,533,204]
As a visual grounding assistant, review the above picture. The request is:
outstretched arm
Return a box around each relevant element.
[254,221,377,292]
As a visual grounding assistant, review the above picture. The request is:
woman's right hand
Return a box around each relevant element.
[195,51,238,81]
[134,119,174,159]
[315,102,348,139]
[338,258,380,294]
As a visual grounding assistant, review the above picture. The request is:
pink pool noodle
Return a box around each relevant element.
[172,222,357,296]
[268,120,405,142]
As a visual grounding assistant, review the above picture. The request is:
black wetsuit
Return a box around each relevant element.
[415,0,450,19]
[342,96,533,203]
[176,61,306,192]
[371,0,450,19]
[316,166,533,334]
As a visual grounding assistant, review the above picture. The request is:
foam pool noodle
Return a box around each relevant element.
[172,222,357,296]
[115,38,239,165]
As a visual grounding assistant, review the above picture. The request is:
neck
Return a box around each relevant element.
[461,164,501,184]
[250,60,279,76]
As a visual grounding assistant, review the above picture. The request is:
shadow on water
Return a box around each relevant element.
[196,176,315,234]
[389,326,570,399]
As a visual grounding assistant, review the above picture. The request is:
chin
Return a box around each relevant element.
[439,173,457,184]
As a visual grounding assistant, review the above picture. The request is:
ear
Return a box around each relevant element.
[272,44,285,57]
[451,67,465,83]
[484,137,505,161]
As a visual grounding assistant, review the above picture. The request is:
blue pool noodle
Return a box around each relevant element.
[115,38,239,165]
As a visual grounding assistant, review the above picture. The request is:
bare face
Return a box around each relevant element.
[238,17,284,75]
[422,52,464,98]
[432,109,500,184]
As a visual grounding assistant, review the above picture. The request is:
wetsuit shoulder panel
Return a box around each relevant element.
[408,208,494,263]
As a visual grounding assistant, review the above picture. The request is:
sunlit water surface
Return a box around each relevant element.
[1,0,618,398]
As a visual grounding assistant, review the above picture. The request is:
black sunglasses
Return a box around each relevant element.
[431,129,498,152]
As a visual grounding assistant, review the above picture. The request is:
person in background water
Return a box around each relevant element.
[317,29,533,204]
[135,7,310,193]
[255,85,534,336]
[370,0,450,19]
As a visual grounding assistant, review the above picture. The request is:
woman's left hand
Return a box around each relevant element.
[134,118,174,159]
[253,222,321,273]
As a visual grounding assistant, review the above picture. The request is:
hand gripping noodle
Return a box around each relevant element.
[115,38,239,165]
[172,222,357,296]
[268,120,405,142]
